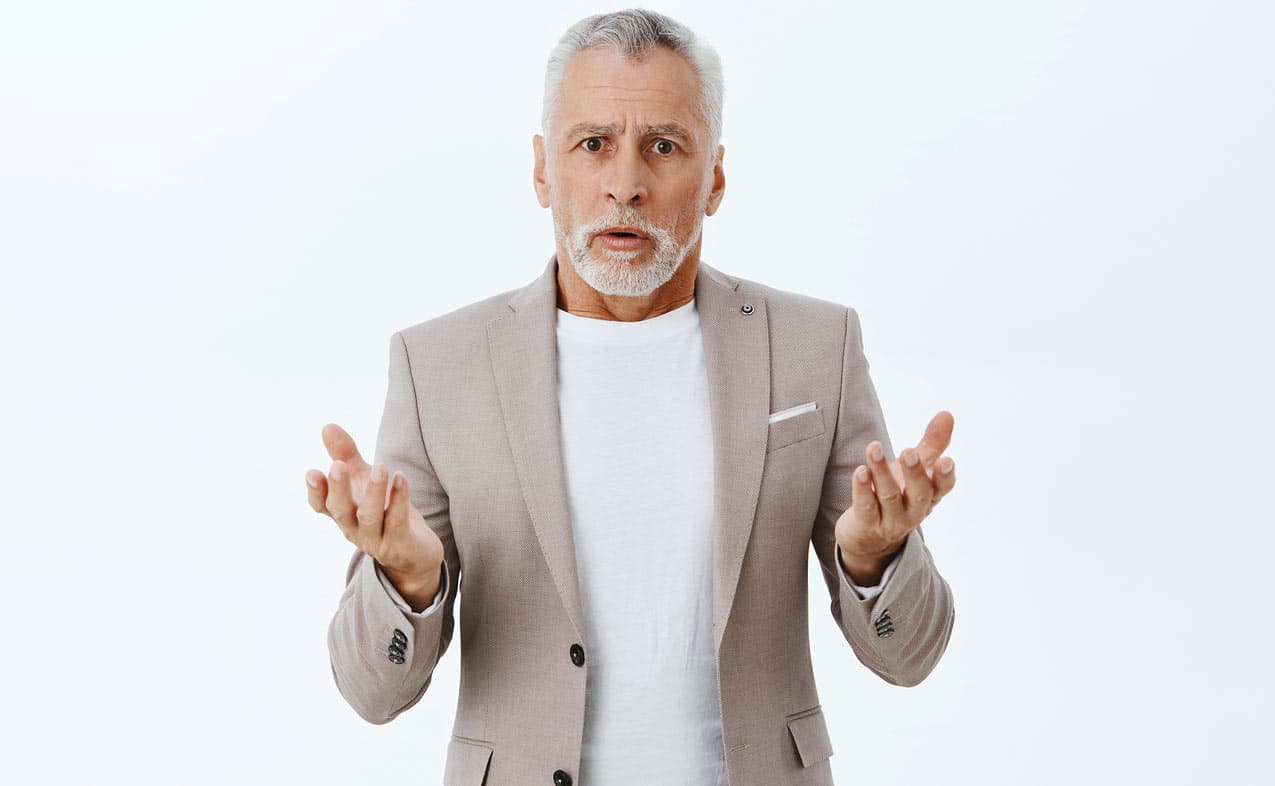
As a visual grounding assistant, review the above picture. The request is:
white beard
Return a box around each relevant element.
[554,198,707,297]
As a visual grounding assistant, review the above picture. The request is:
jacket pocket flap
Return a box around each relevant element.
[444,736,493,785]
[786,706,835,767]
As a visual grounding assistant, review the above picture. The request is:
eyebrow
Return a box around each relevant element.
[564,121,695,144]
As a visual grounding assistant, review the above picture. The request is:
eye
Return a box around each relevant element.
[653,139,677,155]
[582,137,604,153]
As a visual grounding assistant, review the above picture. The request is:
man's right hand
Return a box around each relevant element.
[306,423,445,609]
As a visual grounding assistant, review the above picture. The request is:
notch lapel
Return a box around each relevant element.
[486,255,588,643]
[693,262,771,653]
[486,254,771,655]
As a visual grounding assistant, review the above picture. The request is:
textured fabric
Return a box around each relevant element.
[376,539,898,615]
[326,254,955,786]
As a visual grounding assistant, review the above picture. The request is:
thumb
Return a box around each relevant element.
[321,423,369,473]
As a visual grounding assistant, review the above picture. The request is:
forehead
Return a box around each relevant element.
[554,44,703,139]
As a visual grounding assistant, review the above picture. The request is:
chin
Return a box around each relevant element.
[598,250,643,264]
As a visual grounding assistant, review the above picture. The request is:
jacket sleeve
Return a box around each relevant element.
[810,307,956,687]
[326,330,462,723]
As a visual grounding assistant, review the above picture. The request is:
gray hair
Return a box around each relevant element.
[541,8,724,157]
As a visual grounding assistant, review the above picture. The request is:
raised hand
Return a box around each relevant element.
[305,423,445,605]
[834,410,957,584]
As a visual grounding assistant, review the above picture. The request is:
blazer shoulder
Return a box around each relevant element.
[394,287,516,351]
[729,270,859,342]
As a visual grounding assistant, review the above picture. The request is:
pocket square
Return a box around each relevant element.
[768,401,817,424]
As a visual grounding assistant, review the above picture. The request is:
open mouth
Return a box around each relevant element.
[597,230,649,251]
[599,225,649,240]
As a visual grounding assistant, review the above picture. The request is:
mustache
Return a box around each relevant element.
[573,212,671,245]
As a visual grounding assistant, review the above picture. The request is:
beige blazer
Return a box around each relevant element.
[327,254,955,786]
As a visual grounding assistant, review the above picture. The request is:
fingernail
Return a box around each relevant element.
[941,458,954,474]
[856,466,869,482]
[394,474,404,488]
[331,466,343,482]
[306,474,318,488]
[870,444,884,462]
[904,450,918,467]
[371,465,386,483]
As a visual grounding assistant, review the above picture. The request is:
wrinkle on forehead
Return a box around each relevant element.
[553,45,706,143]
[556,95,703,148]
[576,83,679,96]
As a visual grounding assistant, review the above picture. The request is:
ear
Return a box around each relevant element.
[532,134,551,208]
[705,144,726,216]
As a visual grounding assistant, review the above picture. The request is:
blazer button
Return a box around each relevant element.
[740,303,754,315]
[553,769,573,786]
[569,643,585,667]
[392,629,407,646]
[387,651,405,664]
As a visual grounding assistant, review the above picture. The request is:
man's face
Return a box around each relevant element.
[533,44,725,298]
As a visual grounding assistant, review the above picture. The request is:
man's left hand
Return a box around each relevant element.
[835,410,957,585]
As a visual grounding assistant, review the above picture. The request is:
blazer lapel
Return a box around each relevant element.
[486,254,771,655]
[486,254,588,643]
[694,261,771,653]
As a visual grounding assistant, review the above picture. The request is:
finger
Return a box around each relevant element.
[322,423,370,476]
[384,471,410,536]
[852,463,880,525]
[866,440,906,524]
[326,460,358,538]
[305,470,329,514]
[899,447,935,522]
[356,463,389,542]
[915,410,955,471]
[932,455,956,504]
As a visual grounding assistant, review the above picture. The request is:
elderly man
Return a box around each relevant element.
[307,8,956,786]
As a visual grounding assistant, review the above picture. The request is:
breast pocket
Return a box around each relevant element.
[766,406,826,453]
[444,736,494,786]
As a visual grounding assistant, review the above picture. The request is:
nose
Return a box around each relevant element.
[603,142,648,206]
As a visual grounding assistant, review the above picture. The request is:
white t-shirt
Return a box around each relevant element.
[377,296,897,784]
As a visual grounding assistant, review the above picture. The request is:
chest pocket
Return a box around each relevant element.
[766,407,826,453]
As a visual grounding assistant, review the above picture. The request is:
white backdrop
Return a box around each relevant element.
[2,1,1270,784]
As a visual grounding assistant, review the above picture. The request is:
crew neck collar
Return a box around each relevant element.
[555,298,698,344]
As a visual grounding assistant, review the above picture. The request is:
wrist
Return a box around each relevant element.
[382,563,442,611]
[838,541,901,586]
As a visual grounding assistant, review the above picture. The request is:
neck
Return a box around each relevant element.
[555,245,700,322]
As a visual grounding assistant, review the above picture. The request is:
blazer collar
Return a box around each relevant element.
[486,253,770,653]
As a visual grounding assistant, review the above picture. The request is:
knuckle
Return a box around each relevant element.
[331,511,355,532]
[329,500,357,523]
[355,503,379,527]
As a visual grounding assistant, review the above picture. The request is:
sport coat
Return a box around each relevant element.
[327,254,955,786]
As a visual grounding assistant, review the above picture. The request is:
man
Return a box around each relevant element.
[306,9,956,786]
